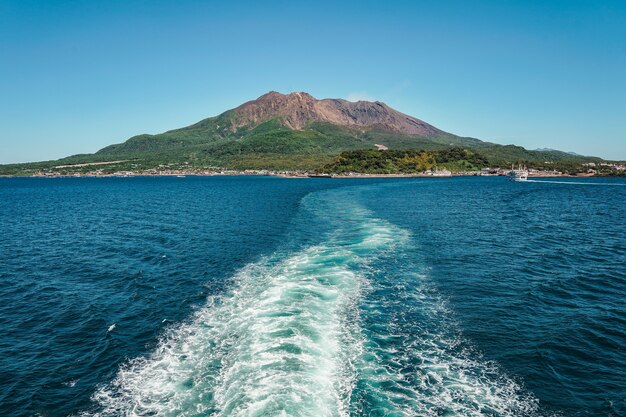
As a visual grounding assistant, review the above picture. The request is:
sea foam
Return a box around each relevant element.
[84,187,544,417]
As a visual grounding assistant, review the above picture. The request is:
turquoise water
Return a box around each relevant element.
[0,176,624,416]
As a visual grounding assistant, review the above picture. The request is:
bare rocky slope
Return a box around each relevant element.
[228,91,443,136]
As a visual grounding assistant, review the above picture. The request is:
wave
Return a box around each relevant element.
[82,186,546,416]
[524,179,626,186]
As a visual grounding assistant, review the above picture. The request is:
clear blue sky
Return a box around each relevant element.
[1,0,625,163]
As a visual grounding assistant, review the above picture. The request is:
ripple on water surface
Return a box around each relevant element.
[1,176,625,417]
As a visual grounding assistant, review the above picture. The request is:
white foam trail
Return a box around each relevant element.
[83,187,547,417]
[85,198,402,417]
[352,272,544,416]
[524,179,626,186]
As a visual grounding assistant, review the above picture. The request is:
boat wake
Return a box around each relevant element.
[83,186,546,416]
[524,179,626,186]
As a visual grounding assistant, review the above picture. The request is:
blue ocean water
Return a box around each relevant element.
[0,176,624,416]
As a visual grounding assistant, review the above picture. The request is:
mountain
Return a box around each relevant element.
[89,91,504,168]
[0,91,603,175]
[227,91,444,136]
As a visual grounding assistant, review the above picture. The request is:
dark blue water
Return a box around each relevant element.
[0,176,624,416]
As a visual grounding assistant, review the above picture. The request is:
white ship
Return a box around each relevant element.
[508,165,529,181]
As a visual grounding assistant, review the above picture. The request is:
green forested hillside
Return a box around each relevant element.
[323,148,489,174]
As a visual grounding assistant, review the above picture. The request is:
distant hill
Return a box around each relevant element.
[0,91,605,174]
[535,148,584,157]
[92,91,485,167]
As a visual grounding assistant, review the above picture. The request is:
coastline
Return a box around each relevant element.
[0,169,610,179]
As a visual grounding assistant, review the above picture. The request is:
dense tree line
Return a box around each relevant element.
[323,148,489,174]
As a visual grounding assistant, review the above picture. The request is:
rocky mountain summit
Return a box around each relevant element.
[229,91,443,136]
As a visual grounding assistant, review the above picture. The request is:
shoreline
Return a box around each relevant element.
[0,171,616,179]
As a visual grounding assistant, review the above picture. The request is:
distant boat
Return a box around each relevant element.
[508,165,528,181]
[176,175,186,178]
[308,174,333,178]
